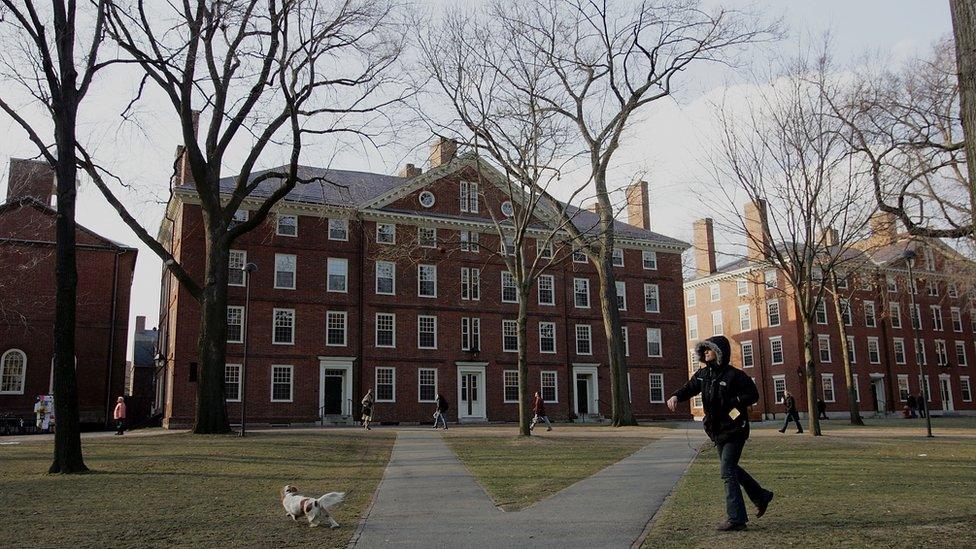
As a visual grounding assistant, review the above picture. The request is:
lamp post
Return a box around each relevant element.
[239,262,258,437]
[903,249,933,438]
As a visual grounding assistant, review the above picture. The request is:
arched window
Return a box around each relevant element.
[0,349,27,394]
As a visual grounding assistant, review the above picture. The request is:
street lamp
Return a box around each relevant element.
[903,249,933,438]
[239,262,258,437]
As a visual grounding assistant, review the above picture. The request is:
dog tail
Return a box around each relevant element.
[316,492,345,509]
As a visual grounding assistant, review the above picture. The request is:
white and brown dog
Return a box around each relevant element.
[281,485,345,528]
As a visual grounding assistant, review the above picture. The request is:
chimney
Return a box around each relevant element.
[868,211,898,247]
[586,201,601,214]
[625,180,650,229]
[6,158,56,205]
[428,137,457,168]
[744,199,769,262]
[399,163,422,178]
[820,227,840,247]
[136,315,146,333]
[693,218,717,276]
[172,110,202,188]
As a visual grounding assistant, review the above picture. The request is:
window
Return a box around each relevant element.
[898,374,910,401]
[961,376,972,402]
[948,282,959,298]
[539,322,556,353]
[709,283,720,301]
[951,308,963,332]
[864,301,877,328]
[418,315,437,349]
[711,310,723,336]
[460,230,479,252]
[227,306,244,343]
[686,290,697,307]
[773,375,786,403]
[886,275,897,293]
[616,281,627,310]
[893,338,906,364]
[276,214,297,236]
[541,371,558,402]
[229,250,246,286]
[232,209,249,223]
[852,374,861,403]
[376,223,396,244]
[738,305,752,332]
[644,284,660,313]
[840,299,852,326]
[418,226,437,248]
[931,306,944,331]
[649,373,665,403]
[537,240,553,260]
[326,257,348,293]
[418,264,437,298]
[642,250,658,270]
[0,350,26,394]
[538,275,555,306]
[622,326,630,356]
[646,328,662,357]
[765,269,778,289]
[955,340,968,366]
[867,337,881,364]
[503,320,519,352]
[911,304,922,330]
[736,279,749,297]
[767,300,781,327]
[822,374,835,403]
[326,311,347,347]
[575,324,592,355]
[224,364,241,402]
[375,261,396,295]
[890,302,902,329]
[503,370,519,403]
[972,309,976,333]
[815,300,828,325]
[742,341,754,368]
[574,278,590,308]
[376,367,395,402]
[376,313,396,348]
[272,308,295,345]
[460,317,481,351]
[274,253,297,290]
[459,181,478,212]
[847,335,857,364]
[918,374,931,402]
[770,337,784,365]
[927,281,939,297]
[271,365,293,402]
[688,316,699,340]
[915,338,927,365]
[502,271,518,303]
[419,369,437,402]
[935,340,948,366]
[818,335,832,363]
[461,267,481,301]
[836,276,849,290]
[500,234,516,256]
[328,218,348,240]
[612,248,624,267]
[572,245,587,263]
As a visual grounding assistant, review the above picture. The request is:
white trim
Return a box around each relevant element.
[275,213,298,237]
[644,283,660,313]
[538,274,556,306]
[375,366,396,403]
[821,373,836,403]
[228,249,247,287]
[326,310,348,347]
[270,364,294,403]
[417,314,438,350]
[648,373,665,403]
[539,321,557,354]
[541,370,559,403]
[572,365,600,416]
[376,222,396,245]
[616,280,627,311]
[642,250,658,270]
[375,312,396,348]
[501,271,518,303]
[274,253,297,290]
[573,277,590,309]
[328,218,349,241]
[226,305,245,344]
[272,308,296,345]
[502,319,519,353]
[457,363,487,421]
[575,324,593,356]
[375,260,396,295]
[418,264,437,298]
[502,369,520,403]
[318,357,354,416]
[418,368,438,403]
[770,336,784,365]
[224,363,242,402]
[646,327,662,358]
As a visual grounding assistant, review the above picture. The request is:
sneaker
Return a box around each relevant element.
[716,521,747,532]
[796,430,803,434]
[756,491,774,518]
[547,427,552,431]
[778,428,785,433]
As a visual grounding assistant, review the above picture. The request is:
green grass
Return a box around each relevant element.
[0,431,394,548]
[444,432,655,511]
[643,420,976,547]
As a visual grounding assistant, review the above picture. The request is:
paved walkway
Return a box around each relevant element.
[351,427,707,548]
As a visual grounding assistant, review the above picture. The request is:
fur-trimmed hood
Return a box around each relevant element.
[694,335,732,368]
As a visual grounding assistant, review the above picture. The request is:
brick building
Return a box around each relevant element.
[0,159,137,425]
[156,140,691,428]
[684,206,976,419]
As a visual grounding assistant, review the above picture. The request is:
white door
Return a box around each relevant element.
[457,368,486,420]
[940,377,954,411]
[572,366,600,418]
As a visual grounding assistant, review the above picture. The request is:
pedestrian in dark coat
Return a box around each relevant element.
[530,391,552,431]
[907,395,917,418]
[817,398,828,420]
[668,335,774,532]
[779,390,803,433]
[433,393,449,429]
[917,393,927,418]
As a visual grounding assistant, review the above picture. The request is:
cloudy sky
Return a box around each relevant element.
[0,0,955,359]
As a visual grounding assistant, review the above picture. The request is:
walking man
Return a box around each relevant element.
[529,391,552,431]
[817,397,828,420]
[433,393,449,430]
[668,335,774,532]
[917,393,927,418]
[779,390,803,433]
[113,396,127,435]
[907,394,917,418]
[361,389,374,431]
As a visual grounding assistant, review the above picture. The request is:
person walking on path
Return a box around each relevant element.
[907,394,918,418]
[668,335,774,532]
[361,390,375,431]
[529,391,553,431]
[113,396,126,435]
[779,390,803,433]
[433,393,449,430]
[916,393,927,418]
[817,398,828,420]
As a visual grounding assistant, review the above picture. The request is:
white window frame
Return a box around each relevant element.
[770,336,784,365]
[418,368,438,403]
[897,374,910,402]
[326,257,348,293]
[741,340,754,368]
[951,307,963,332]
[227,305,244,344]
[418,226,437,248]
[867,337,881,364]
[501,271,518,303]
[773,374,786,403]
[502,319,519,353]
[270,365,294,403]
[738,305,751,332]
[459,181,479,213]
[935,339,949,366]
[955,340,968,366]
[538,275,555,306]
[575,324,593,356]
[0,349,27,395]
[893,337,906,365]
[461,317,481,352]
[274,253,297,290]
[847,335,857,364]
[224,363,242,402]
[890,302,902,329]
[767,300,781,327]
[328,218,349,241]
[644,283,660,313]
[541,371,558,403]
[503,370,520,403]
[326,310,348,347]
[276,213,298,237]
[864,301,877,328]
[418,264,437,298]
[229,249,247,287]
[649,373,665,403]
[376,222,396,245]
[460,230,479,252]
[616,280,627,311]
[642,250,658,270]
[711,310,724,336]
[461,267,481,301]
[709,283,720,302]
[961,376,972,403]
[688,315,699,341]
[646,327,662,358]
[737,279,749,296]
[822,373,836,403]
[574,278,590,309]
[375,313,396,348]
[686,289,697,307]
[612,248,625,267]
[272,308,295,345]
[376,367,396,402]
[818,335,832,363]
[418,315,438,350]
[932,305,944,332]
[622,326,630,357]
[375,260,396,295]
[815,299,828,325]
[539,322,556,354]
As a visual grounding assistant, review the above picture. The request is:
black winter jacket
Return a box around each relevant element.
[673,335,759,443]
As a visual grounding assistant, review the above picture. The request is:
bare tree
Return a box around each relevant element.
[76,0,406,433]
[825,268,864,425]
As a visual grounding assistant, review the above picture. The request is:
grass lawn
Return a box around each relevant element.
[443,425,657,511]
[643,418,976,547]
[0,430,393,548]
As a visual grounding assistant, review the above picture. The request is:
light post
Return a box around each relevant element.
[239,262,258,437]
[903,249,933,438]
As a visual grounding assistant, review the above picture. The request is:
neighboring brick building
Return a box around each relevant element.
[0,159,137,426]
[156,139,691,428]
[124,315,158,423]
[684,207,976,419]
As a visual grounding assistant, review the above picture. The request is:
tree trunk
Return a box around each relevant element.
[950,0,976,234]
[193,230,232,434]
[829,277,863,425]
[596,260,637,426]
[516,286,531,436]
[800,317,822,436]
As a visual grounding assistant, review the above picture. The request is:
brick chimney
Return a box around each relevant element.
[6,158,56,205]
[399,163,422,178]
[868,211,898,247]
[586,201,602,214]
[136,315,146,333]
[428,137,457,168]
[172,110,202,187]
[819,227,840,247]
[744,199,769,262]
[625,180,650,229]
[693,218,717,276]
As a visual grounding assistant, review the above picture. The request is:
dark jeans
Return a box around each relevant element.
[781,411,802,432]
[115,420,124,435]
[716,439,767,524]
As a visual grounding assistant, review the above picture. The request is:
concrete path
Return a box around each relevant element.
[351,427,707,548]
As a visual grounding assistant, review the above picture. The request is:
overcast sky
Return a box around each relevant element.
[0,0,955,360]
